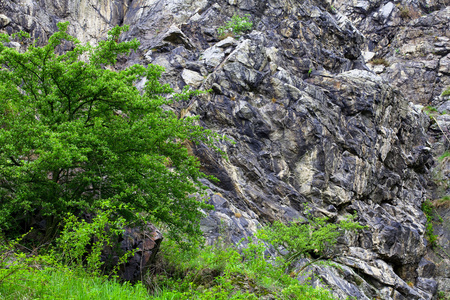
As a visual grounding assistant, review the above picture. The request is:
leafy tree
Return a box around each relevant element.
[0,22,220,241]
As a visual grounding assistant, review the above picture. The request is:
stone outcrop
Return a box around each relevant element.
[2,0,449,298]
[116,224,163,282]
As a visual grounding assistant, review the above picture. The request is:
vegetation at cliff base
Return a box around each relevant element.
[0,227,339,299]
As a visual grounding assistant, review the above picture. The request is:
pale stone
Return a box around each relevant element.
[216,36,237,48]
[0,14,11,27]
[379,2,394,20]
[362,51,375,62]
[181,69,204,88]
[202,46,225,68]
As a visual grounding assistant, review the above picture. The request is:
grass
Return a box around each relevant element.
[0,266,149,299]
[0,236,338,300]
[422,200,439,248]
[439,151,450,161]
[423,105,439,116]
[432,195,450,209]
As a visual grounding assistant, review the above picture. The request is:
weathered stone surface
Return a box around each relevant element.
[333,0,449,106]
[115,224,163,282]
[0,14,10,27]
[181,69,204,88]
[417,257,437,278]
[417,277,438,295]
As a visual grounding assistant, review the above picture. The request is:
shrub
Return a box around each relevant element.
[422,200,438,248]
[146,237,337,299]
[217,14,253,39]
[256,213,365,271]
[0,22,223,241]
[55,201,134,276]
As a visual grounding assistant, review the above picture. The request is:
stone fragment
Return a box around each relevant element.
[379,2,394,20]
[439,54,450,74]
[216,36,237,48]
[0,14,11,27]
[181,69,205,88]
[202,46,225,69]
[105,223,162,282]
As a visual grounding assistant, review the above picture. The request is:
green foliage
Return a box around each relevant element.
[56,201,135,276]
[0,218,342,299]
[423,105,438,116]
[217,14,253,38]
[0,232,52,289]
[422,200,438,248]
[0,22,221,241]
[0,265,149,299]
[257,214,365,270]
[147,237,336,300]
[0,223,148,299]
[437,290,450,300]
[442,87,450,97]
[439,151,450,161]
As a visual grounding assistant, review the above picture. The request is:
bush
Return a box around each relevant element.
[217,14,253,39]
[369,58,390,67]
[0,22,222,241]
[55,201,134,276]
[146,237,337,299]
[256,213,365,271]
[422,200,439,248]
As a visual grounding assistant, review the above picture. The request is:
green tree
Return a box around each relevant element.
[0,22,220,241]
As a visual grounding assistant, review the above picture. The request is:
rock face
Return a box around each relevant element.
[2,0,449,298]
[333,0,449,105]
[116,224,163,282]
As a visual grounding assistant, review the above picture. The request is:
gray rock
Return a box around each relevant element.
[202,45,225,69]
[0,14,10,27]
[416,277,438,295]
[181,69,204,88]
[417,258,436,278]
[379,2,395,21]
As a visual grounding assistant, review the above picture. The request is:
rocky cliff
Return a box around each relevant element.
[1,0,449,299]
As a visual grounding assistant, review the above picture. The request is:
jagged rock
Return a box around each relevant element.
[115,224,163,282]
[417,257,437,278]
[0,14,10,27]
[417,277,438,295]
[181,69,204,88]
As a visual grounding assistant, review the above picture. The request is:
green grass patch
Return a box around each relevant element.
[0,266,149,299]
[423,105,439,115]
[422,200,439,248]
[439,151,450,161]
